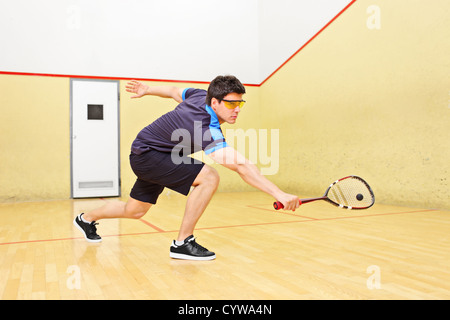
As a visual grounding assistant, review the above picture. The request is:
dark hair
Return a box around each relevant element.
[206,75,246,105]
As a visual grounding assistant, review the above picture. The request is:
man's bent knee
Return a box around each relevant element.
[126,210,147,219]
[125,198,152,219]
[195,165,220,188]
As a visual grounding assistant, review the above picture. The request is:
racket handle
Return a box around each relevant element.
[273,200,302,210]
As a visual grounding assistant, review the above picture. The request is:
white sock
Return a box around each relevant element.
[175,240,185,246]
[80,214,91,224]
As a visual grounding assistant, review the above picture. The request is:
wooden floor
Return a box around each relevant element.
[0,191,449,300]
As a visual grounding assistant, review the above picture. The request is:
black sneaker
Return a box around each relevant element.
[170,235,215,260]
[73,213,102,243]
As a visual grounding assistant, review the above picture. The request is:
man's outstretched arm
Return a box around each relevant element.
[208,147,300,211]
[126,80,183,103]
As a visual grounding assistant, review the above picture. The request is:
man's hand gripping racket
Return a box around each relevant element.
[274,176,375,210]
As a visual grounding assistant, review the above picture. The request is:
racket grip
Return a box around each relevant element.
[273,200,302,210]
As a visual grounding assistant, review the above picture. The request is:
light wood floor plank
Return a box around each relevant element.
[0,192,449,299]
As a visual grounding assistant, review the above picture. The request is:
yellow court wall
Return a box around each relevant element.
[259,0,450,209]
[0,76,259,202]
[1,0,449,209]
[0,75,71,202]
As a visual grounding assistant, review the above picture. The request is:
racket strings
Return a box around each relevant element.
[328,177,374,208]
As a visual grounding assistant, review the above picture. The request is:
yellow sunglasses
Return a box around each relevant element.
[222,99,246,109]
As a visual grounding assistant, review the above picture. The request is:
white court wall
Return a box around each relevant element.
[0,0,352,85]
[258,0,352,83]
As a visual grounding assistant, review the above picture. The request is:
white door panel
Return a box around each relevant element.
[71,79,120,198]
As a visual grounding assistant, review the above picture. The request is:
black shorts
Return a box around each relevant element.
[129,150,204,204]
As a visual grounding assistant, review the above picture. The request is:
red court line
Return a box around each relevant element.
[0,236,85,246]
[311,209,438,222]
[0,230,164,246]
[193,219,311,232]
[153,208,438,234]
[259,0,357,86]
[0,208,437,247]
[246,204,319,220]
[0,1,357,87]
[248,205,437,223]
[139,218,166,232]
[0,70,259,88]
[247,204,317,220]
